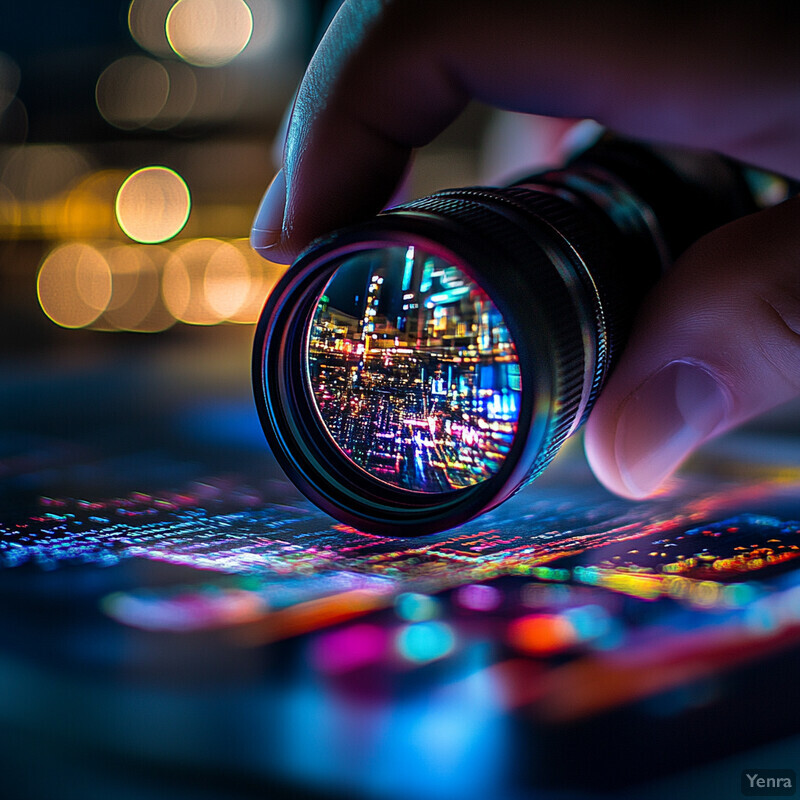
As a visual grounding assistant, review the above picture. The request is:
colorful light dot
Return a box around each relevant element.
[166,0,254,67]
[37,243,112,329]
[507,613,576,655]
[454,583,502,612]
[395,621,456,664]
[115,167,191,244]
[395,592,439,622]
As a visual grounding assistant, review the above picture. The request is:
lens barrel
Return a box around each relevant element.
[253,137,763,535]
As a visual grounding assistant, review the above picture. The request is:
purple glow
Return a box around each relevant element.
[455,583,503,612]
[310,623,391,674]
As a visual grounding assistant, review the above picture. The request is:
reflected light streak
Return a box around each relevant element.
[115,167,191,244]
[95,56,170,130]
[103,586,267,631]
[167,0,254,67]
[37,244,113,329]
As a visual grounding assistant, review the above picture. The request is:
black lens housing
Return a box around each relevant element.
[253,137,762,536]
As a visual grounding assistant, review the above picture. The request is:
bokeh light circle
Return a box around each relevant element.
[203,241,251,317]
[227,238,286,323]
[166,0,254,67]
[1,145,89,203]
[147,61,198,130]
[115,166,191,244]
[102,246,173,332]
[58,170,128,240]
[128,0,178,58]
[163,238,224,324]
[95,56,170,130]
[37,244,113,328]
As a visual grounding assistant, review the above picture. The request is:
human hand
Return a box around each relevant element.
[251,0,800,498]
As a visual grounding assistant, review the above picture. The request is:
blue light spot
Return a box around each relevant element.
[395,592,439,622]
[396,621,456,663]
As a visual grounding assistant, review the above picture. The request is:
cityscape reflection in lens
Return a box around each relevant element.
[307,246,521,493]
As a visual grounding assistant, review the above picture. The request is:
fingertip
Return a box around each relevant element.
[251,169,286,251]
[250,240,294,266]
[584,407,637,499]
[585,360,732,500]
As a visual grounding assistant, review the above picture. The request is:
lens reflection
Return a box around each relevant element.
[307,246,521,493]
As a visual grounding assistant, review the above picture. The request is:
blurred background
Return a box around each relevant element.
[2,0,333,417]
[1,0,598,507]
[0,0,587,381]
[0,0,507,375]
[4,6,800,800]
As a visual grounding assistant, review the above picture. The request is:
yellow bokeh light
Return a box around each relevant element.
[203,241,251,317]
[102,246,174,332]
[163,238,226,324]
[95,56,170,130]
[227,238,285,323]
[105,246,147,313]
[0,182,21,233]
[58,170,128,240]
[115,167,191,244]
[37,244,113,329]
[166,0,254,67]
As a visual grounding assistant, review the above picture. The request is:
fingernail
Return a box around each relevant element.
[251,169,286,251]
[615,361,730,497]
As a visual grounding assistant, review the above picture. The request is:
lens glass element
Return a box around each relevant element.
[307,246,521,493]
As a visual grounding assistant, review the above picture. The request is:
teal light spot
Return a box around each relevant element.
[396,621,456,663]
[395,592,439,622]
[564,604,610,641]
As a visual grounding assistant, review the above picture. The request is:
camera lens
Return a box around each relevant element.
[308,246,521,493]
[253,137,762,535]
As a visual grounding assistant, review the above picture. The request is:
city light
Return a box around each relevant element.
[166,0,254,67]
[308,247,521,492]
[95,56,170,130]
[115,166,191,244]
[37,243,113,329]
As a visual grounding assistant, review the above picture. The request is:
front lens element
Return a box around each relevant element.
[306,245,521,493]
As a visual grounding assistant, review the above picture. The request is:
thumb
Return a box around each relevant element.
[585,196,800,498]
